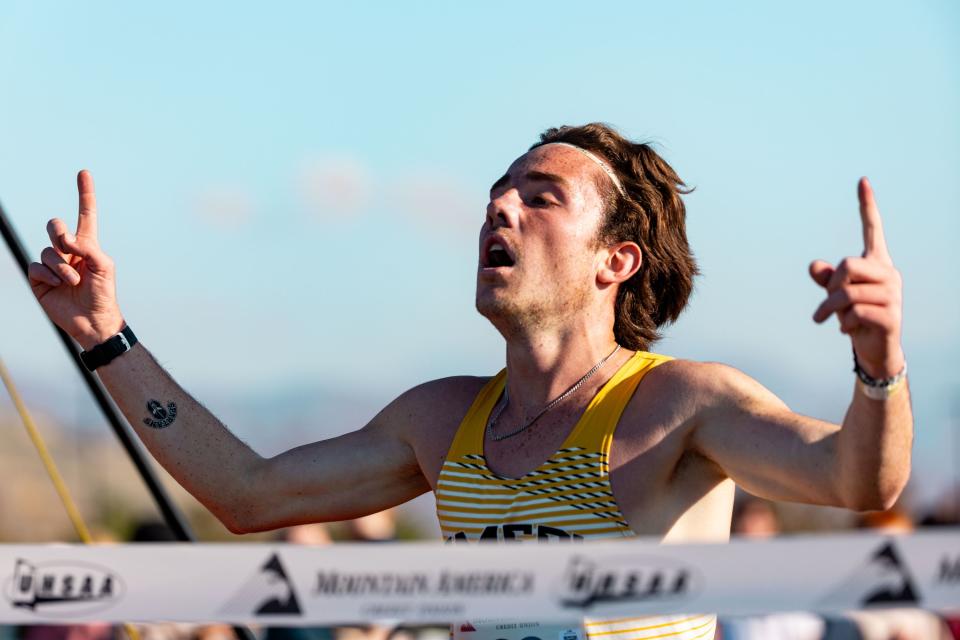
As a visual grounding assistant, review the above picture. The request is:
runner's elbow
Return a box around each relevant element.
[221,515,253,535]
[222,516,271,535]
[213,460,275,534]
[210,498,268,535]
[843,470,909,513]
[875,471,910,511]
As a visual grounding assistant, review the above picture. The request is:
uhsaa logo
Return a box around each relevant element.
[4,559,124,617]
[220,553,302,616]
[556,556,699,610]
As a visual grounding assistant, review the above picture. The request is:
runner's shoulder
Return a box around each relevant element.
[384,376,493,480]
[382,375,493,437]
[639,357,763,411]
[405,375,493,407]
[617,358,767,449]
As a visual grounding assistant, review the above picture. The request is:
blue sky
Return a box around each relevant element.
[1,1,958,504]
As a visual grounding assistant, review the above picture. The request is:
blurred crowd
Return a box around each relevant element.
[1,488,958,640]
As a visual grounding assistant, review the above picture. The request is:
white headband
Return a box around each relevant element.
[543,142,626,196]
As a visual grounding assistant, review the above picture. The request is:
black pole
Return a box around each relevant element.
[1,200,258,640]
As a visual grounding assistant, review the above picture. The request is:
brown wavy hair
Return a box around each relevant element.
[531,123,698,351]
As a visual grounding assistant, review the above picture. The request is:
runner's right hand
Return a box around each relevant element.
[28,170,125,350]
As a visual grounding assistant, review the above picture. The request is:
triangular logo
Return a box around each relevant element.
[859,542,918,605]
[459,623,477,633]
[819,541,919,609]
[219,553,302,616]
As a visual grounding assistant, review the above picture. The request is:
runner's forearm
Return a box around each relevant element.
[836,381,913,511]
[95,343,267,531]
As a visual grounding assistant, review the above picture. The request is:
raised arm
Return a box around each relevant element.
[28,171,431,533]
[690,178,912,511]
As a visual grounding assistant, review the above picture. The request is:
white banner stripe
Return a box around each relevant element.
[435,489,512,500]
[436,498,563,510]
[437,504,616,520]
[0,530,957,624]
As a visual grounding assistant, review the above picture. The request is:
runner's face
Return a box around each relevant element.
[476,144,610,331]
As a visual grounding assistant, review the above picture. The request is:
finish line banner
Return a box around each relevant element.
[1,531,958,624]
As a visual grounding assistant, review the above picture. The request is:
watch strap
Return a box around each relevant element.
[80,325,137,371]
[853,349,907,400]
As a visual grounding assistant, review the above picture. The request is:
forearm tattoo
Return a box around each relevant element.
[143,399,178,429]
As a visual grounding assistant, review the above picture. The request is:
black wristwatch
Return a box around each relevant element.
[79,325,138,372]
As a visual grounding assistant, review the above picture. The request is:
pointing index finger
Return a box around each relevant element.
[859,177,890,263]
[76,170,98,240]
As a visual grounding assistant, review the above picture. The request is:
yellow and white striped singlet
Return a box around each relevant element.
[436,350,717,640]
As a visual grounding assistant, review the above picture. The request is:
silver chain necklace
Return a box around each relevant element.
[487,344,622,442]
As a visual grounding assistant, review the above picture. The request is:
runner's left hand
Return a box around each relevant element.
[809,178,905,379]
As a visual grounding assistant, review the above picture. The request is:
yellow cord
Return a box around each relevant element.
[0,356,143,640]
[0,357,93,542]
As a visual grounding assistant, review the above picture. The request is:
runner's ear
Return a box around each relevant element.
[597,241,641,286]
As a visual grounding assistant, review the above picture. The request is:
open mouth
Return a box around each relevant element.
[486,242,515,268]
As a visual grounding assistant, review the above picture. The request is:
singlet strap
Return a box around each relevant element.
[563,351,674,468]
[444,370,506,460]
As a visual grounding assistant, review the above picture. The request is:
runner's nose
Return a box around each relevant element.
[486,189,521,229]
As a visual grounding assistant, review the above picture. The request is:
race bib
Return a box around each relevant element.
[453,619,585,640]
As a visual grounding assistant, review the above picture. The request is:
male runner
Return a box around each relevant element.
[29,124,912,640]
